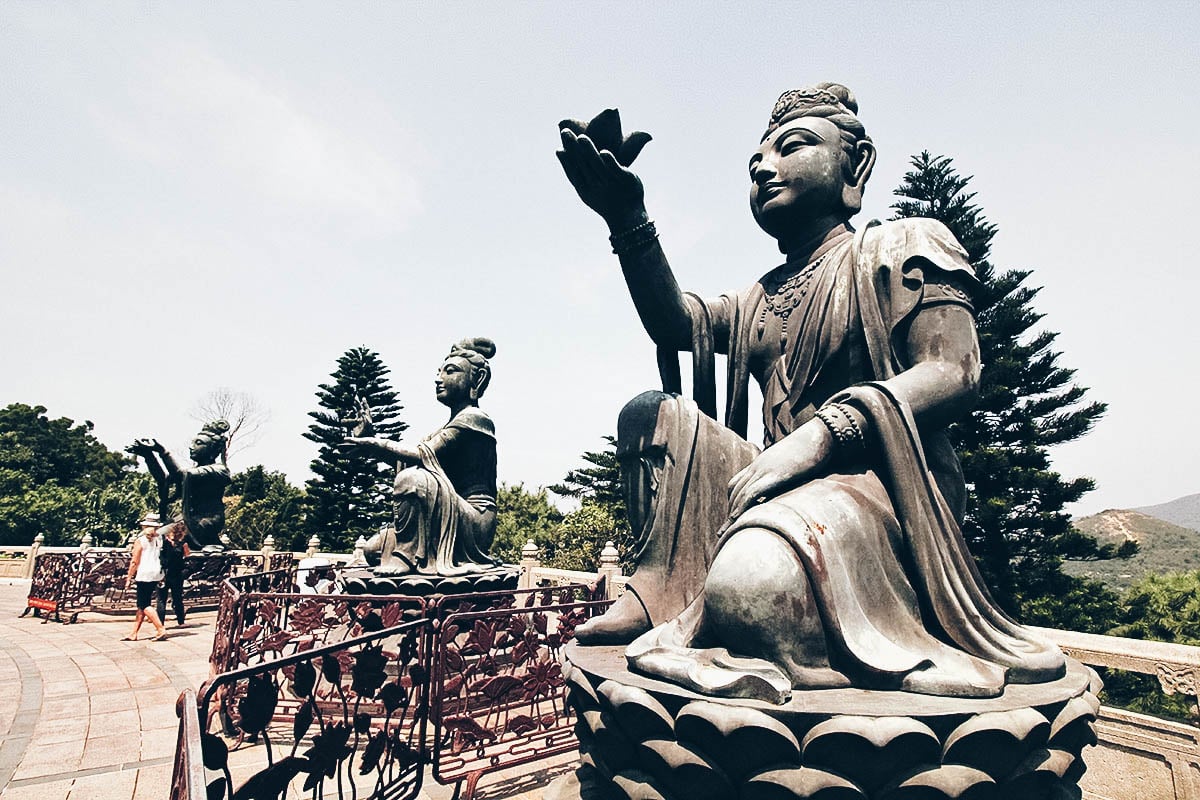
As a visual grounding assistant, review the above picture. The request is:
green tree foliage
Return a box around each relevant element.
[1100,571,1200,720]
[0,403,147,545]
[224,466,306,551]
[492,483,563,564]
[303,348,406,551]
[891,153,1119,629]
[0,403,128,491]
[550,436,635,571]
[548,436,624,514]
[545,502,621,571]
[1110,571,1200,645]
[78,471,158,546]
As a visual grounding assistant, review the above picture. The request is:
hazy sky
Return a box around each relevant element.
[2,2,1197,519]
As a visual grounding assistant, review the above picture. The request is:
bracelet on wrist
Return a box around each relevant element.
[609,218,657,255]
[815,402,865,452]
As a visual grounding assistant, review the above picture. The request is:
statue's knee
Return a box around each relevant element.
[361,531,383,553]
[617,391,674,446]
[614,392,674,533]
[706,528,805,621]
[393,467,435,496]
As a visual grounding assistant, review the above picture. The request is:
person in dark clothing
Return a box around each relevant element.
[156,522,190,626]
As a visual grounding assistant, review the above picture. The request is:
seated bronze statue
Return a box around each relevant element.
[127,420,231,550]
[342,338,499,576]
[557,84,1065,702]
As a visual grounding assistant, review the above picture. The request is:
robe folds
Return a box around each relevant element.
[391,407,498,575]
[624,218,1066,701]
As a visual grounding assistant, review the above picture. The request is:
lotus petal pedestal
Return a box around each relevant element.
[548,643,1100,800]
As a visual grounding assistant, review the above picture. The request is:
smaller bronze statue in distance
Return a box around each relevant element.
[127,420,232,550]
[341,338,500,576]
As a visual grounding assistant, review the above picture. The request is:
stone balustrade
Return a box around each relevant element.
[1035,626,1200,800]
[516,539,628,598]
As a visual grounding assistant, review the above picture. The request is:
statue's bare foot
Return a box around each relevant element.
[575,591,651,644]
[374,556,415,576]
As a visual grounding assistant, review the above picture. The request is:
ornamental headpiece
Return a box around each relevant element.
[763,82,862,141]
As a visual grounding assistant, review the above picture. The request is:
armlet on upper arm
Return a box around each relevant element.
[919,268,976,314]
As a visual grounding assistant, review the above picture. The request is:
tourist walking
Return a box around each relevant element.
[124,513,168,641]
[156,522,190,627]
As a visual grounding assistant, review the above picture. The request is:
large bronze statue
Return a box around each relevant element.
[127,420,231,550]
[557,85,1065,702]
[342,338,500,577]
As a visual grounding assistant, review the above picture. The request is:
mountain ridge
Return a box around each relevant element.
[1134,492,1200,532]
[1066,503,1200,590]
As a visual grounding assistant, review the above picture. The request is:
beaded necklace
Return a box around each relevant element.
[757,252,827,349]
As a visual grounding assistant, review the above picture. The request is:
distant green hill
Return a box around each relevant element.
[1065,509,1200,590]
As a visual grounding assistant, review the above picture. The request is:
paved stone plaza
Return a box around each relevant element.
[0,580,569,800]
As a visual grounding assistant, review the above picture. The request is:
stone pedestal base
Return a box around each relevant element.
[549,642,1100,800]
[339,564,519,596]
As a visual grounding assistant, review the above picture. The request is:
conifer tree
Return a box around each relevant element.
[548,435,624,516]
[303,347,406,551]
[891,152,1123,629]
[550,436,635,571]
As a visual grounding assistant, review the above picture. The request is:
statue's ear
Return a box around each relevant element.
[470,367,488,400]
[841,139,876,214]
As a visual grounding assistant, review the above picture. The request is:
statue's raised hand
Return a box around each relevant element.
[557,109,651,228]
[127,437,161,456]
[337,436,374,457]
[341,392,375,438]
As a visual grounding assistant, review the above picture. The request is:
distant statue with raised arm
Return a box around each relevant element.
[342,338,500,578]
[127,419,232,550]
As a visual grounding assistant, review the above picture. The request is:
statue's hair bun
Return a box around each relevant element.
[204,419,231,436]
[456,337,496,359]
[813,82,857,114]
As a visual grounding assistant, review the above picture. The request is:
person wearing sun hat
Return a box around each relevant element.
[123,512,168,641]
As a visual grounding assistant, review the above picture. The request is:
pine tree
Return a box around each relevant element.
[303,347,406,551]
[891,152,1122,630]
[550,436,635,571]
[548,435,624,515]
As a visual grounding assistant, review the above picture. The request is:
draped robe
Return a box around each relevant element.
[390,407,499,575]
[622,218,1066,701]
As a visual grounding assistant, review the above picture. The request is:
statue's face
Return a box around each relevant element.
[190,437,217,464]
[749,116,847,238]
[435,356,473,406]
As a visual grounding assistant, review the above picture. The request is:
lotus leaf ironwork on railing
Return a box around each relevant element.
[183,567,612,800]
[209,564,428,680]
[430,587,613,798]
[23,549,293,623]
[190,615,432,800]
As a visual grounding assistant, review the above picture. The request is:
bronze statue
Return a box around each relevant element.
[127,420,231,550]
[557,85,1066,701]
[342,338,499,576]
